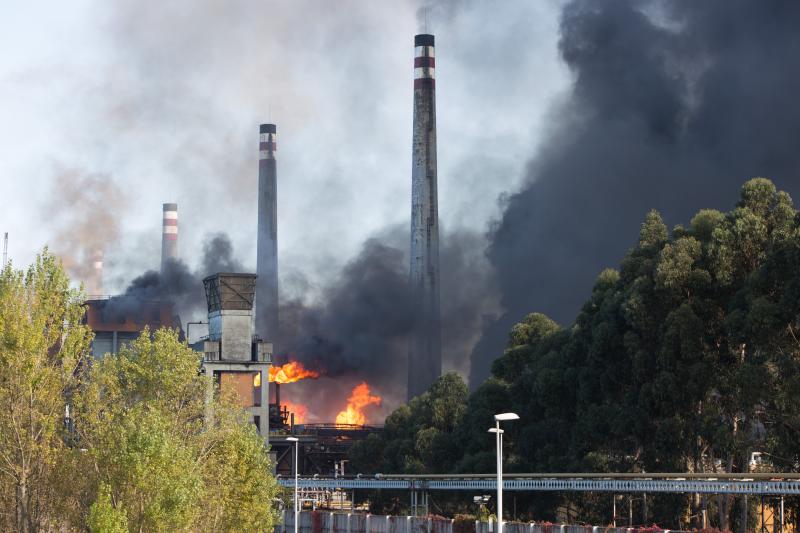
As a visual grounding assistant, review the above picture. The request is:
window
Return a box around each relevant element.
[218,371,261,408]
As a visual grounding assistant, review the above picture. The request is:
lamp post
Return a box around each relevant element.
[489,413,519,533]
[287,437,299,533]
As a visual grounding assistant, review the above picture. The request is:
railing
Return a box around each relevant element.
[277,474,800,495]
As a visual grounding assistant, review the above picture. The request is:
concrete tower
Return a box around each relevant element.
[408,33,441,400]
[256,123,279,345]
[161,203,178,272]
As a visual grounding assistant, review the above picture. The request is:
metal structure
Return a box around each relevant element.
[161,203,178,272]
[278,473,800,495]
[256,123,279,347]
[270,424,384,477]
[2,232,7,267]
[408,33,441,401]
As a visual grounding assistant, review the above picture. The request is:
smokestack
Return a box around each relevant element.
[408,33,441,400]
[161,203,178,272]
[256,123,279,345]
[90,249,103,296]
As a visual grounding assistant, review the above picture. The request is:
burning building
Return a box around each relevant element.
[408,33,442,400]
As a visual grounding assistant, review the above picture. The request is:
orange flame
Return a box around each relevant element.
[269,361,320,384]
[335,382,382,426]
[283,400,308,424]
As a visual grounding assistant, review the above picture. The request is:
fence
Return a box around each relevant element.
[276,510,454,533]
[475,523,683,533]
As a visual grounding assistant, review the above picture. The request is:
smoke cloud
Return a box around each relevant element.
[469,0,800,383]
[106,233,243,327]
[44,166,125,285]
[277,225,498,420]
[20,0,797,407]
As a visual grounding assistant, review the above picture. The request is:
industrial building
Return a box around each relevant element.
[408,33,442,400]
[256,123,279,350]
[199,272,272,438]
[84,297,182,359]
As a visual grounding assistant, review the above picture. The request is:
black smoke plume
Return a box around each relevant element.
[470,0,800,384]
[276,226,497,419]
[103,233,243,326]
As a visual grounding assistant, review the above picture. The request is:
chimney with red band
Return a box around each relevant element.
[408,33,441,400]
[161,203,178,273]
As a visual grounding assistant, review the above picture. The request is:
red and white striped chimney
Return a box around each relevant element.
[408,33,441,401]
[161,203,178,272]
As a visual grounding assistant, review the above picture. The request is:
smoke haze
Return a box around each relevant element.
[7,0,800,407]
[470,0,800,383]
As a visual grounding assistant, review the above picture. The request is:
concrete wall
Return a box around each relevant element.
[208,310,252,361]
[277,510,453,533]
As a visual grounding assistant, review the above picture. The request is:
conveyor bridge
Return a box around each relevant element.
[277,473,800,495]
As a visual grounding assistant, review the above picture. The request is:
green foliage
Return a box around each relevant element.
[73,328,279,532]
[88,484,129,533]
[639,209,668,249]
[354,178,800,529]
[0,250,93,532]
[349,373,469,476]
[0,252,279,531]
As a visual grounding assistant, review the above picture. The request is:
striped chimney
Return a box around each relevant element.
[256,124,279,345]
[408,33,441,400]
[161,203,178,272]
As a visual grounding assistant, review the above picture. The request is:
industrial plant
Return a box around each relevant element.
[77,35,445,477]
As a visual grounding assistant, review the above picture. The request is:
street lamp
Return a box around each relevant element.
[489,413,519,533]
[286,437,299,533]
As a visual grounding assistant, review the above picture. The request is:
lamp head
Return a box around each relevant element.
[286,436,299,442]
[487,428,504,433]
[494,412,520,422]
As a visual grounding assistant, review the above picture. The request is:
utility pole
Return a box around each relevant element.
[2,232,7,268]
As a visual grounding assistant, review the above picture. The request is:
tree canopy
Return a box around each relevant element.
[354,178,800,530]
[0,251,278,532]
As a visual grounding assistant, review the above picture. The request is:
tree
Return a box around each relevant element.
[0,250,92,532]
[0,251,279,531]
[349,372,469,477]
[366,178,800,529]
[73,328,279,532]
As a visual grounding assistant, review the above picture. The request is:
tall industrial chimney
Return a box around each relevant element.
[161,203,178,272]
[256,124,279,345]
[408,33,441,400]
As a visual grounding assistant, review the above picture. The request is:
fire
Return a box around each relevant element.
[283,400,308,424]
[269,361,320,384]
[335,382,382,426]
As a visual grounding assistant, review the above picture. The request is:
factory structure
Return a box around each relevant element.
[256,123,280,350]
[200,272,272,435]
[161,202,178,272]
[81,32,442,476]
[408,34,442,400]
